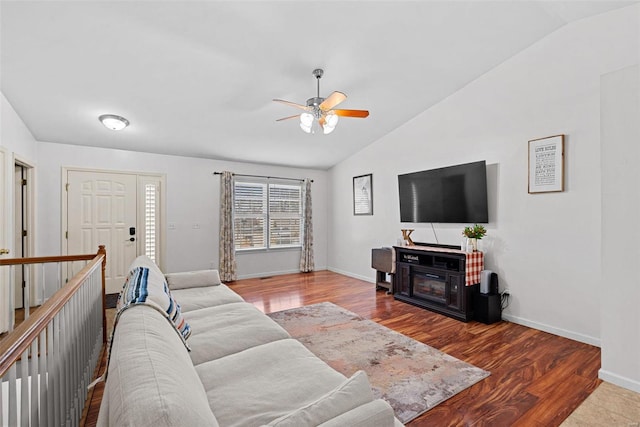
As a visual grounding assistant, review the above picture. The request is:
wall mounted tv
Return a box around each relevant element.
[398,160,489,223]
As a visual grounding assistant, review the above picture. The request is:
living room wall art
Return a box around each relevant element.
[528,134,565,193]
[353,173,373,215]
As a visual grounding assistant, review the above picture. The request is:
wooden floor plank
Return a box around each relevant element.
[81,271,600,426]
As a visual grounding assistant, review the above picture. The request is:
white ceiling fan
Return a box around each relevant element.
[273,68,369,134]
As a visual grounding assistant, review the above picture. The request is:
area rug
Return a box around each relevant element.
[267,302,490,423]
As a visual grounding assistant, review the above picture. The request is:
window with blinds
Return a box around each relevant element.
[144,183,157,262]
[233,179,302,250]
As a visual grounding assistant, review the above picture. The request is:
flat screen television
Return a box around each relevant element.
[398,160,488,223]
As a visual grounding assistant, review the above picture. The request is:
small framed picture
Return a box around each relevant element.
[528,134,565,193]
[353,174,373,215]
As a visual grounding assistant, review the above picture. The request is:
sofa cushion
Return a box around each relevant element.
[265,370,374,427]
[195,339,347,427]
[171,283,244,313]
[99,305,218,427]
[316,400,398,427]
[166,269,221,290]
[184,302,290,365]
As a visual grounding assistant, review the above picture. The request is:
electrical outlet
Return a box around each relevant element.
[502,289,510,297]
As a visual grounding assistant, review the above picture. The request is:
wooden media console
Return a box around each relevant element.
[393,245,483,322]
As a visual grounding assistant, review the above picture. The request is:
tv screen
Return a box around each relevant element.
[398,161,488,223]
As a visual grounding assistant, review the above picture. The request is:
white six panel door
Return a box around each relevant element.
[67,171,138,294]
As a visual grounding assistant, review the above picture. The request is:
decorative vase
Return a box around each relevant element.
[466,238,477,252]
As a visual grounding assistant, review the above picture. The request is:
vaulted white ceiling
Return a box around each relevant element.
[1,1,635,169]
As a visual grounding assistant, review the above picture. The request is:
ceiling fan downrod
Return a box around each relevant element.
[306,68,325,117]
[313,68,324,98]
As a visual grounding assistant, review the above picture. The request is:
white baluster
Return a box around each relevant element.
[20,348,28,426]
[46,322,54,427]
[8,364,17,427]
[38,329,47,427]
[30,339,39,427]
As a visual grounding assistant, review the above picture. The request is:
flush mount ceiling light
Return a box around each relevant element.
[273,68,369,135]
[99,114,129,131]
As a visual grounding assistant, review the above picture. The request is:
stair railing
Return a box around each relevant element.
[0,246,106,427]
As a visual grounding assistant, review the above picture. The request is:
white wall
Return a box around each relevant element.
[1,92,37,162]
[328,5,639,348]
[0,91,39,330]
[35,142,328,278]
[600,64,640,392]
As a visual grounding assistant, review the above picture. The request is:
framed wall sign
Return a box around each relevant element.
[353,173,373,215]
[528,134,565,193]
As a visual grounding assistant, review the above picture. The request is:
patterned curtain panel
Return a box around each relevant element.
[300,178,315,272]
[219,171,237,281]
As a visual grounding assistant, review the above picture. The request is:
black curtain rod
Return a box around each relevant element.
[213,172,313,183]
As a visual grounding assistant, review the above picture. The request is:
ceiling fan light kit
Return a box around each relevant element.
[274,68,369,135]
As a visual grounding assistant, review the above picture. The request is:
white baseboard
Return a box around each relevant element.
[598,369,640,393]
[326,267,375,283]
[236,266,328,280]
[501,313,601,347]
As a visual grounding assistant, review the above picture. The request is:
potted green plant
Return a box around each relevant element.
[462,224,487,251]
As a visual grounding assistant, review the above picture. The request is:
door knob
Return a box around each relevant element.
[129,237,135,242]
[0,248,9,255]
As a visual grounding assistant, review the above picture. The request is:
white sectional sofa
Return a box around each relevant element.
[97,256,403,427]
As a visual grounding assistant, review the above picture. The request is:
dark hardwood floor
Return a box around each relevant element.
[82,270,601,426]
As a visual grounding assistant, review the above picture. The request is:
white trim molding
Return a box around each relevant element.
[326,267,375,284]
[598,369,640,394]
[501,313,601,347]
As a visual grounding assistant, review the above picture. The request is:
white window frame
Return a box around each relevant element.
[138,176,163,265]
[233,177,303,252]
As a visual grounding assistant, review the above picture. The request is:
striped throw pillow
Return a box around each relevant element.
[118,266,192,342]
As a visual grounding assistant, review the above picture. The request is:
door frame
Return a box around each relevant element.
[61,167,166,270]
[14,156,37,307]
[0,147,10,332]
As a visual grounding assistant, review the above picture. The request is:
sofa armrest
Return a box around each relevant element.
[317,399,400,427]
[166,269,221,289]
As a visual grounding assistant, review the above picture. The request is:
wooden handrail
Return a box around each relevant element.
[0,253,97,266]
[0,246,106,377]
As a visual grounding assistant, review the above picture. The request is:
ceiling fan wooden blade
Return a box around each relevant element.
[319,91,346,111]
[318,116,326,129]
[273,99,309,111]
[276,114,300,122]
[333,109,369,118]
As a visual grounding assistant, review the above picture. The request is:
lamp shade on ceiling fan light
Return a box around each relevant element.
[323,113,339,134]
[99,114,129,131]
[300,113,313,133]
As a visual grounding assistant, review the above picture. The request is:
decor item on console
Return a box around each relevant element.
[401,229,415,245]
[462,224,486,252]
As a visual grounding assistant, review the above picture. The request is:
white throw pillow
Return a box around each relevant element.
[165,269,222,290]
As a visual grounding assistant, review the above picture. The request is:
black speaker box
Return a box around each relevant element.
[475,293,501,324]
